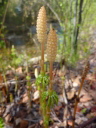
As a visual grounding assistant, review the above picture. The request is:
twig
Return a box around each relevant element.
[77,116,96,128]
[42,0,61,25]
[0,78,35,90]
[62,82,68,105]
[62,76,69,128]
[24,119,40,123]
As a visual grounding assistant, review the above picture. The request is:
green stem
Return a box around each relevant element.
[43,61,53,128]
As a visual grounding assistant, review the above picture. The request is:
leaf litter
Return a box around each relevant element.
[0,43,96,128]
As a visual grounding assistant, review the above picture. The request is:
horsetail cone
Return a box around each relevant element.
[36,6,47,43]
[47,28,57,62]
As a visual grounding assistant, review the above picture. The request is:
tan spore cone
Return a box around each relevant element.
[47,28,57,62]
[36,6,47,44]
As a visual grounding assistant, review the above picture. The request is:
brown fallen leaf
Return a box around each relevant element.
[80,95,92,102]
[57,65,66,77]
[16,66,23,74]
[67,89,76,100]
[76,106,82,112]
[22,93,29,103]
[0,106,5,116]
[33,90,40,101]
[15,118,21,125]
[5,114,12,123]
[39,120,43,125]
[68,120,73,126]
[28,124,36,128]
[54,105,62,111]
[91,106,96,112]
[89,90,96,101]
[20,120,28,128]
[80,89,92,102]
[72,76,81,87]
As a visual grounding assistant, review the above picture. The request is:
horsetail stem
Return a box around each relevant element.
[36,6,47,73]
[47,28,57,90]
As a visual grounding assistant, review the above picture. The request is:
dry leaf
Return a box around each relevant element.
[22,93,29,103]
[67,89,75,100]
[20,120,28,128]
[68,120,73,126]
[15,118,21,125]
[33,90,40,101]
[34,68,39,78]
[72,76,80,87]
[5,114,12,123]
[16,67,22,73]
[80,89,92,102]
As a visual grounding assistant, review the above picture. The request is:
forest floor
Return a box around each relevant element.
[0,34,96,128]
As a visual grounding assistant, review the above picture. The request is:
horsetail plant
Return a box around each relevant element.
[36,6,58,128]
[36,6,49,128]
[43,28,58,127]
[72,61,90,128]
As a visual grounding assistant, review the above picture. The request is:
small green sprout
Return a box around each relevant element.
[81,108,87,114]
[0,118,4,128]
[42,90,58,107]
[35,73,49,89]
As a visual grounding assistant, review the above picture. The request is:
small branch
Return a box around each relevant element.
[0,78,35,90]
[62,80,68,105]
[42,0,61,25]
[77,116,96,128]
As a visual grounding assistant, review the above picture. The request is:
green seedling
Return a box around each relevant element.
[81,108,87,114]
[0,118,4,128]
[36,73,49,90]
